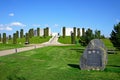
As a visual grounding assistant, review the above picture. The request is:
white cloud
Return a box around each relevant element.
[6,26,12,31]
[10,22,26,27]
[0,24,13,31]
[54,24,59,27]
[9,13,14,17]
[0,22,25,31]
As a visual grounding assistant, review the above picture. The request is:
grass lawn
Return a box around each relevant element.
[0,46,120,80]
[0,43,25,51]
[58,36,71,44]
[58,36,79,44]
[0,36,51,51]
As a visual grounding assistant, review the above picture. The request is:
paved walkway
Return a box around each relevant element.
[0,35,71,57]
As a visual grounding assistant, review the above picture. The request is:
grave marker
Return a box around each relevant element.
[80,39,107,70]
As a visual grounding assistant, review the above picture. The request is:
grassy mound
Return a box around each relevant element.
[58,36,71,44]
[0,46,120,80]
[0,36,51,51]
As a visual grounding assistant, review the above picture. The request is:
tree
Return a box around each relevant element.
[25,33,29,43]
[63,27,66,38]
[20,29,24,38]
[110,22,120,50]
[73,27,76,37]
[2,33,6,44]
[16,31,19,38]
[0,33,1,42]
[94,30,101,39]
[8,35,12,40]
[46,27,49,36]
[82,28,85,36]
[29,28,34,38]
[77,28,80,38]
[43,28,47,38]
[13,33,17,44]
[71,32,75,44]
[79,28,94,46]
[37,28,40,36]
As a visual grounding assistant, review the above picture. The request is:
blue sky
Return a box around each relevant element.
[0,0,120,37]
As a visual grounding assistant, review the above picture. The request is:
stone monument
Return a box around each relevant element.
[80,39,107,70]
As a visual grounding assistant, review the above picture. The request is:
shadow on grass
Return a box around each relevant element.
[104,65,120,73]
[68,64,80,69]
[107,65,120,67]
[70,48,84,53]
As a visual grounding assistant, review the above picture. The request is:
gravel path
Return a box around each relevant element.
[0,35,72,56]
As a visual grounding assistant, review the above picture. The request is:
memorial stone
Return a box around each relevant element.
[80,39,107,70]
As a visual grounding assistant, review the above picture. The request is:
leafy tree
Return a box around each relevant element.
[25,33,29,43]
[77,28,80,38]
[29,28,34,38]
[13,33,17,44]
[46,27,49,36]
[43,28,48,38]
[73,27,76,37]
[71,32,75,44]
[110,22,120,50]
[8,35,12,40]
[0,33,1,42]
[94,30,101,39]
[20,29,24,38]
[16,31,19,38]
[79,28,94,46]
[37,28,40,36]
[3,33,6,44]
[82,28,85,36]
[63,27,66,38]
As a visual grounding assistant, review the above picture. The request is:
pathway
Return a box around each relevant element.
[0,35,71,57]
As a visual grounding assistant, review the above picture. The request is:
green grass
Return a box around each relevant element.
[58,36,76,44]
[0,46,120,80]
[0,36,51,51]
[101,39,114,48]
[30,36,51,44]
[0,43,24,51]
[58,36,79,44]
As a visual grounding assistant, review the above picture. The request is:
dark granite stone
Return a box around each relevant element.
[80,39,107,70]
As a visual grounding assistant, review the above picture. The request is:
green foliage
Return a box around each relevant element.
[0,46,120,80]
[110,22,120,50]
[63,27,66,38]
[37,27,40,36]
[71,32,75,44]
[25,33,29,43]
[20,29,24,38]
[77,28,80,38]
[29,28,34,38]
[79,28,94,46]
[94,30,101,38]
[16,31,19,38]
[0,33,1,42]
[46,27,49,36]
[82,28,85,36]
[8,35,12,40]
[13,33,17,44]
[3,33,6,44]
[73,27,76,37]
[43,28,47,38]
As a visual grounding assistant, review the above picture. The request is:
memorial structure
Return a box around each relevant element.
[80,39,107,70]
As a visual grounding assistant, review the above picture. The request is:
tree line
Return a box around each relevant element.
[62,27,105,45]
[0,27,49,44]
